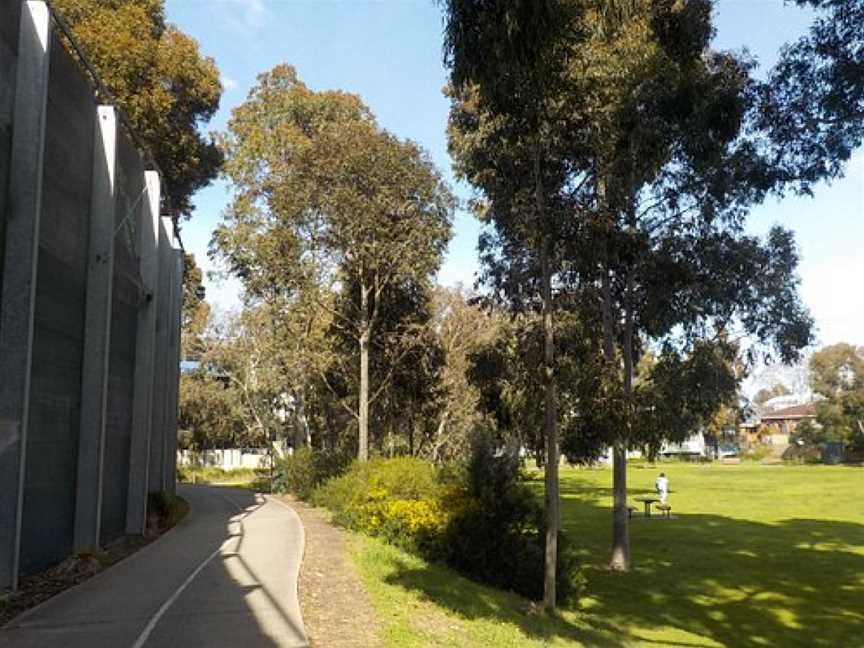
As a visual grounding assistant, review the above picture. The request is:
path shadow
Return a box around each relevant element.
[147,486,307,647]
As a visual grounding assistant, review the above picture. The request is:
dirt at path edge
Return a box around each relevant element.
[279,496,384,648]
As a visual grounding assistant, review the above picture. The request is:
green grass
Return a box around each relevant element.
[177,466,271,491]
[349,463,864,647]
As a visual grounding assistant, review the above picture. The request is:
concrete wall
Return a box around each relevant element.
[0,0,22,294]
[0,1,183,590]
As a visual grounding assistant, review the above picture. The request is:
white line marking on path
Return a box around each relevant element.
[129,491,264,648]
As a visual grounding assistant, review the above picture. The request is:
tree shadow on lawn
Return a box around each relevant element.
[584,514,864,648]
[383,486,864,648]
[559,476,864,647]
[380,552,628,647]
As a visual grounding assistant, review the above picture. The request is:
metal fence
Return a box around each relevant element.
[0,0,183,590]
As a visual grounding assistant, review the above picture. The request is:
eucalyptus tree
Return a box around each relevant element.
[799,344,864,450]
[442,0,578,609]
[55,0,222,217]
[561,1,814,570]
[426,286,499,462]
[760,0,864,192]
[214,65,453,461]
[323,276,446,457]
[447,0,815,577]
[180,254,210,361]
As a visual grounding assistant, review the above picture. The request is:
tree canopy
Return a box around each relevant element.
[213,65,454,461]
[444,0,815,580]
[55,0,223,217]
[760,0,864,193]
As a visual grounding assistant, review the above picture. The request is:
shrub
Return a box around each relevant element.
[273,447,351,499]
[177,464,191,483]
[440,433,583,602]
[782,444,823,464]
[740,445,773,462]
[147,491,189,532]
[312,457,443,550]
[311,446,584,605]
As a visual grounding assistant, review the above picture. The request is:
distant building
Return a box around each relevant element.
[761,393,804,413]
[758,404,817,446]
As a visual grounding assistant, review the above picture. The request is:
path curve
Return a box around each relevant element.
[0,485,308,648]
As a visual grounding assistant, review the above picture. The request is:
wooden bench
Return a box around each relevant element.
[656,504,672,519]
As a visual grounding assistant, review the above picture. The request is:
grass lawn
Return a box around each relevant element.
[177,466,271,490]
[349,462,864,647]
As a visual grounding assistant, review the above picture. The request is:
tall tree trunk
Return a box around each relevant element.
[409,420,415,456]
[599,179,630,572]
[294,387,310,451]
[537,150,560,612]
[358,285,371,461]
[616,268,636,571]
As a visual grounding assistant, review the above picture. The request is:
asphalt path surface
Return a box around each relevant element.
[1,485,308,647]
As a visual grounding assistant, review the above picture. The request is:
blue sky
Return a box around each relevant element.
[166,0,863,348]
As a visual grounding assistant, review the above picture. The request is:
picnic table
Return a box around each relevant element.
[634,495,660,518]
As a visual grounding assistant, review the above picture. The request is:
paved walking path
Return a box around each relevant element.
[0,485,308,647]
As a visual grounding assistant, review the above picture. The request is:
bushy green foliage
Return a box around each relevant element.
[311,445,584,603]
[272,448,352,499]
[781,442,823,464]
[741,445,773,462]
[147,491,189,532]
[312,457,442,539]
[441,434,583,602]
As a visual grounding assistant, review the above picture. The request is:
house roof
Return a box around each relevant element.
[761,403,816,420]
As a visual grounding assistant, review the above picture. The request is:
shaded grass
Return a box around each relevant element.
[350,463,864,647]
[350,534,621,648]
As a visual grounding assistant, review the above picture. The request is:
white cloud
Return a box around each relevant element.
[235,0,269,28]
[221,75,238,91]
[800,256,864,347]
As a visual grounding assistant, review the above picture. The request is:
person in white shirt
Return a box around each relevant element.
[655,472,669,504]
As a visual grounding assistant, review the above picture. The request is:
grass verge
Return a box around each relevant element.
[349,463,864,647]
[177,466,271,491]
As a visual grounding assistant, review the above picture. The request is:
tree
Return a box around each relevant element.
[448,0,814,576]
[214,65,453,461]
[809,343,864,397]
[321,276,446,458]
[179,369,247,452]
[803,344,864,449]
[760,0,864,193]
[425,287,498,462]
[442,0,574,609]
[181,254,210,360]
[754,383,792,407]
[554,1,816,571]
[54,0,222,217]
[469,308,609,467]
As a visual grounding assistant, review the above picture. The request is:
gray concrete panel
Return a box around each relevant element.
[165,247,183,495]
[148,218,173,494]
[74,106,118,553]
[100,129,145,544]
[0,0,23,299]
[0,0,51,591]
[18,24,96,576]
[126,171,161,534]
